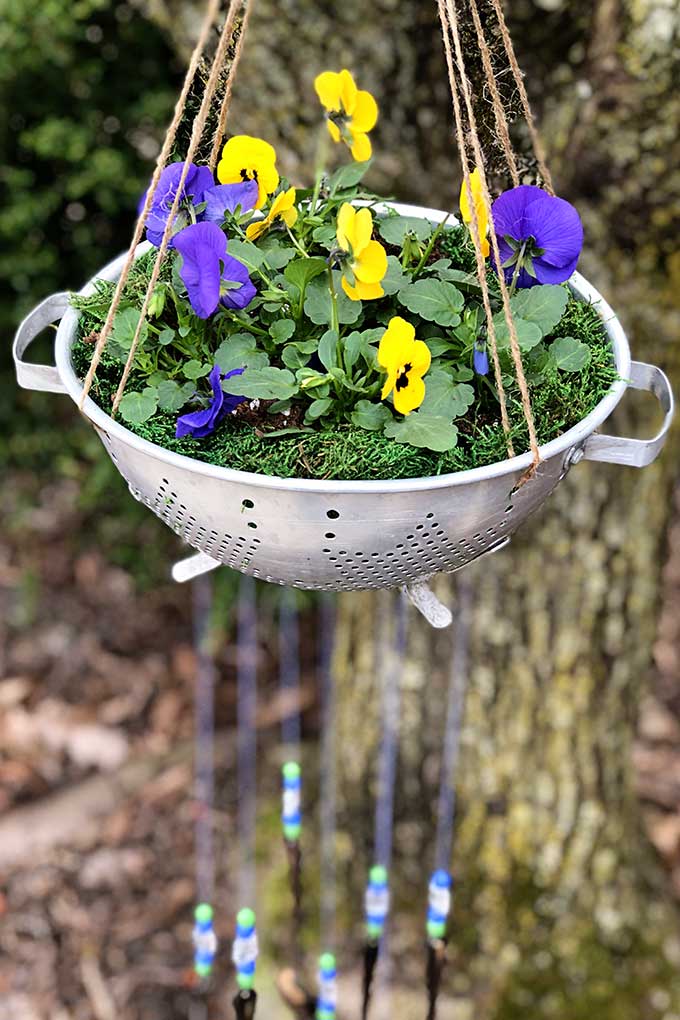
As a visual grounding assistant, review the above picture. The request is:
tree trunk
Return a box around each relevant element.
[141,1,680,1014]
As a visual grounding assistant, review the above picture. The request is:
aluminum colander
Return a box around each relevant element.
[14,203,673,627]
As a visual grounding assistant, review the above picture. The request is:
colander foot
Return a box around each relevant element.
[405,583,452,629]
[172,551,222,584]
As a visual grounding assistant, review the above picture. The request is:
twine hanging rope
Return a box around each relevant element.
[208,0,253,172]
[438,0,543,470]
[80,0,251,410]
[488,0,555,195]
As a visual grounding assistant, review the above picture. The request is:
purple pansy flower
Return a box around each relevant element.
[491,185,584,289]
[173,221,256,319]
[140,162,215,247]
[175,363,246,439]
[473,342,489,376]
[202,180,258,224]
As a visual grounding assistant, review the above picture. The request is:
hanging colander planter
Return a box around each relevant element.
[14,201,672,626]
[12,0,674,627]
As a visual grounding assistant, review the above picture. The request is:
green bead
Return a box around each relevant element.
[237,972,255,990]
[195,903,213,924]
[427,919,446,939]
[369,865,388,884]
[319,952,336,971]
[284,823,301,841]
[195,962,212,977]
[366,921,383,939]
[237,907,256,929]
[316,1010,334,1020]
[283,761,301,779]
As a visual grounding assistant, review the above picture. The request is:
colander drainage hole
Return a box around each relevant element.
[325,532,336,539]
[327,509,340,519]
[242,498,255,509]
[505,504,514,513]
[247,522,257,529]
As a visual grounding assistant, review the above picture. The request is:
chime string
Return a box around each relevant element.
[487,0,555,195]
[373,592,405,872]
[279,589,301,755]
[111,0,250,413]
[319,594,337,950]
[80,0,223,406]
[439,0,541,470]
[193,575,217,905]
[434,581,471,873]
[237,574,258,910]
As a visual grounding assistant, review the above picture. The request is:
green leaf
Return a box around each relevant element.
[509,284,569,336]
[550,335,592,372]
[284,257,328,293]
[424,336,454,357]
[449,364,474,382]
[183,359,212,381]
[492,314,544,351]
[111,306,148,352]
[312,224,337,250]
[157,379,195,412]
[419,369,474,419]
[214,333,269,372]
[344,327,382,371]
[157,327,175,346]
[384,414,458,452]
[378,215,432,246]
[259,238,296,269]
[227,238,266,269]
[282,344,312,370]
[118,388,158,425]
[269,318,296,344]
[381,255,410,296]
[328,159,373,191]
[350,400,393,432]
[397,279,464,327]
[318,329,339,371]
[305,397,333,420]
[236,366,298,400]
[304,273,362,326]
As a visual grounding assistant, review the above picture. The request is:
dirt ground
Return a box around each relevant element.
[2,464,680,1020]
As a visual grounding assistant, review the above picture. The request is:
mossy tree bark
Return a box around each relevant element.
[139,1,680,1014]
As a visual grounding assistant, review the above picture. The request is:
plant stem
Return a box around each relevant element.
[411,215,451,279]
[223,311,269,337]
[508,239,528,297]
[286,225,309,257]
[327,266,339,334]
[310,127,331,218]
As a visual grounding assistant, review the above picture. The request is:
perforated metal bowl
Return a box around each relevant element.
[14,203,673,625]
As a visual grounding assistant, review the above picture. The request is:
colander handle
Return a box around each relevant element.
[581,361,674,468]
[13,293,70,394]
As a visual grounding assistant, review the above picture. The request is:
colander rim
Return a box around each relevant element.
[55,202,631,494]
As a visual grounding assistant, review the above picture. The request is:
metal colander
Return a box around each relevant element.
[14,203,673,626]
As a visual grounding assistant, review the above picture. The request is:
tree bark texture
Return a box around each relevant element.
[138,1,680,1015]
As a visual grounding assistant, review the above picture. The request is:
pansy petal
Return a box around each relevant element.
[255,162,280,208]
[410,339,432,377]
[282,205,298,227]
[203,181,258,223]
[534,253,580,284]
[393,375,426,416]
[245,217,269,240]
[175,363,224,438]
[352,207,374,256]
[353,279,384,300]
[221,254,256,310]
[350,132,372,162]
[351,90,378,133]
[341,276,362,301]
[381,369,398,400]
[315,71,343,111]
[327,120,341,144]
[174,222,227,319]
[336,203,355,251]
[339,69,358,114]
[523,193,584,268]
[354,239,387,283]
[378,317,415,371]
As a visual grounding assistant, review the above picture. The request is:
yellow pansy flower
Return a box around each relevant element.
[216,135,279,209]
[336,203,387,301]
[459,167,490,257]
[314,69,378,162]
[246,187,298,241]
[378,316,431,416]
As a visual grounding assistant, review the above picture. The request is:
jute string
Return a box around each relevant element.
[468,0,519,188]
[80,0,223,408]
[209,0,253,172]
[437,0,513,456]
[488,0,555,195]
[111,0,249,414]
